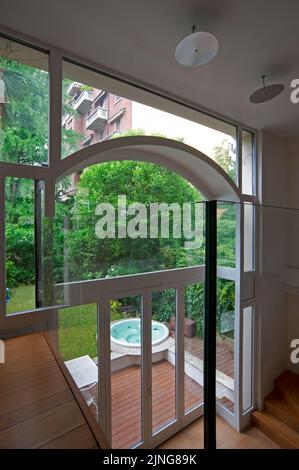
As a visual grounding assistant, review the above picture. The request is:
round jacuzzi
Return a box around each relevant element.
[111,318,169,348]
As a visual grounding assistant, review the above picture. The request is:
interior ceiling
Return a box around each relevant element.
[1,0,299,142]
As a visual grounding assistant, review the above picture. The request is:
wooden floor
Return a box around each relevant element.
[160,414,279,449]
[85,337,235,448]
[0,333,235,449]
[0,334,101,449]
[110,360,203,448]
[183,335,234,379]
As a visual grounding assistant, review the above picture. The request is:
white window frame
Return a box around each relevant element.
[0,24,258,443]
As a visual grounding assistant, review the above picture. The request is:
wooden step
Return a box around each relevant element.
[265,391,299,431]
[252,410,299,449]
[275,370,299,416]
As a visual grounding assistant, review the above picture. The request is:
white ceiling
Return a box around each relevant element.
[1,0,299,141]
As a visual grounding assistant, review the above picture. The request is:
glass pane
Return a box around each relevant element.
[5,177,36,313]
[54,167,204,282]
[184,282,205,413]
[152,288,176,434]
[217,202,236,268]
[62,61,237,181]
[0,36,49,165]
[242,306,253,412]
[216,279,235,413]
[244,203,254,272]
[242,130,254,195]
[110,295,142,449]
[58,304,98,418]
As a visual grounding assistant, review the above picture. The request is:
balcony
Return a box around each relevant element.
[72,90,93,114]
[67,81,82,97]
[62,114,70,128]
[86,106,108,130]
[53,265,235,448]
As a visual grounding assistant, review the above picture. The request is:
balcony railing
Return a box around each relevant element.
[72,90,93,114]
[86,106,108,130]
[52,264,236,448]
[68,82,82,97]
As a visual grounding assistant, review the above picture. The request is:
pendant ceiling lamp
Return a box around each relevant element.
[175,25,219,67]
[249,75,284,104]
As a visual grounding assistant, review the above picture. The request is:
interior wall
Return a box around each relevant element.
[286,140,299,374]
[258,129,289,404]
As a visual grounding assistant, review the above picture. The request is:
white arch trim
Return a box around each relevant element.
[56,136,241,202]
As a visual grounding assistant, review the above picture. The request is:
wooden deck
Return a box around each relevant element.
[183,335,234,379]
[85,335,234,448]
[0,333,234,449]
[111,360,203,448]
[0,334,104,449]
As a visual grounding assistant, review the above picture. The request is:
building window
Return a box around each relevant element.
[100,130,104,141]
[114,95,121,103]
[94,92,106,109]
[115,117,121,131]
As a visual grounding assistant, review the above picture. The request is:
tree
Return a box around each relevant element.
[60,159,201,282]
[0,55,82,165]
[0,54,83,287]
[214,139,236,181]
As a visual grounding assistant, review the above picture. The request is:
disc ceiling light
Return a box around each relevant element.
[249,75,284,104]
[175,25,219,67]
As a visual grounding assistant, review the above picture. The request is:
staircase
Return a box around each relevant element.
[252,370,299,448]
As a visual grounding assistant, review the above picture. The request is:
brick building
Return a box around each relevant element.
[62,83,132,192]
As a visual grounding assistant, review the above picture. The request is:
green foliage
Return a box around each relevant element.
[5,178,35,286]
[214,140,236,181]
[5,259,16,289]
[110,300,122,318]
[59,159,201,282]
[0,59,48,164]
[0,56,237,333]
[217,203,236,268]
[152,289,176,323]
[0,58,83,164]
[1,57,82,295]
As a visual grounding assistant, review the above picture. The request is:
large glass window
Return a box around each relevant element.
[244,203,255,272]
[242,130,255,195]
[61,61,237,181]
[58,304,99,422]
[216,278,235,413]
[53,162,204,285]
[242,306,253,412]
[152,288,176,434]
[5,177,36,314]
[217,202,236,268]
[110,295,142,448]
[184,282,205,413]
[0,36,49,165]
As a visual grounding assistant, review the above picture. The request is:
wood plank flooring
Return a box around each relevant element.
[111,360,203,448]
[0,333,235,449]
[160,415,279,449]
[183,335,234,378]
[0,333,100,449]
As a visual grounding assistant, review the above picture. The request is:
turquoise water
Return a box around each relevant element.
[111,319,167,346]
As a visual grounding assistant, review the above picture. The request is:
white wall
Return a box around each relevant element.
[258,130,289,404]
[286,140,299,374]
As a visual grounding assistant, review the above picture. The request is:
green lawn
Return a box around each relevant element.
[7,284,123,361]
[6,284,35,314]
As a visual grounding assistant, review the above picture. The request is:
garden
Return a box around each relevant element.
[2,53,236,361]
